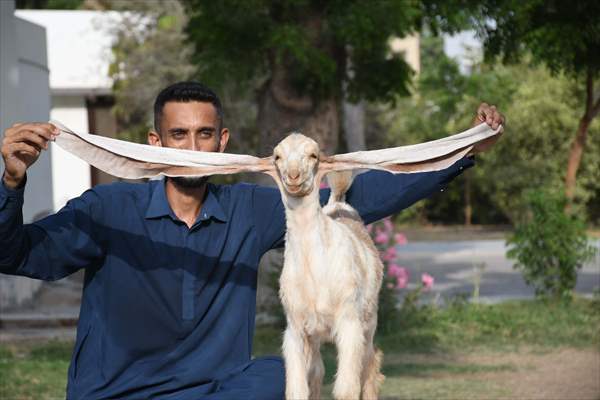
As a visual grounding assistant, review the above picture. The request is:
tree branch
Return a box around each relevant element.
[591,95,600,120]
[585,67,593,117]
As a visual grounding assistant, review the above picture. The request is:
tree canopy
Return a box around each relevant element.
[478,0,600,77]
[184,0,423,102]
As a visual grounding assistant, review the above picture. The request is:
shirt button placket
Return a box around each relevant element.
[181,230,195,321]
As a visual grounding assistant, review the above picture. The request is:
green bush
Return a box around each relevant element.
[507,190,596,301]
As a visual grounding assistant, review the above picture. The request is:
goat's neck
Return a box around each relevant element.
[283,189,324,235]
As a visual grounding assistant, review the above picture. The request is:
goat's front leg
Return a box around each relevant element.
[283,325,310,399]
[333,316,365,400]
[307,336,324,400]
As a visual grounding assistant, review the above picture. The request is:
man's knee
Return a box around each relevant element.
[247,356,285,399]
[215,356,285,400]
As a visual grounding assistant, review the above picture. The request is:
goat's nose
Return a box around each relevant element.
[288,169,300,180]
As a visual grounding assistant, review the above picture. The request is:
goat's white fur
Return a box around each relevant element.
[273,134,384,399]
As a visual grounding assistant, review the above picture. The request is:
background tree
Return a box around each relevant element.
[106,0,196,143]
[476,0,600,206]
[377,35,600,226]
[374,34,514,225]
[184,1,474,156]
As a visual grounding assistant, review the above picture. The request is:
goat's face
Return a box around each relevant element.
[273,133,320,197]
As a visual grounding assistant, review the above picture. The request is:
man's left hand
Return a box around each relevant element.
[471,102,505,153]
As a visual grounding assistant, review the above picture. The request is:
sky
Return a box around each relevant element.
[444,30,482,74]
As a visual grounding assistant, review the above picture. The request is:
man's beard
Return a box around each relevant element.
[170,176,209,188]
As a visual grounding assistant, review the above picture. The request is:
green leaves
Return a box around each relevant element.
[478,0,600,78]
[507,189,597,302]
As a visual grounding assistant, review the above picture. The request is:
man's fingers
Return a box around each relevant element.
[476,103,505,130]
[22,123,58,141]
[491,109,500,130]
[8,142,40,158]
[6,122,57,141]
[477,102,489,115]
[29,123,58,140]
[11,130,50,150]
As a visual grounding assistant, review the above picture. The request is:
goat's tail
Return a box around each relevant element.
[326,170,355,205]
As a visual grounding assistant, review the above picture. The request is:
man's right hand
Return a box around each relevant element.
[1,122,59,189]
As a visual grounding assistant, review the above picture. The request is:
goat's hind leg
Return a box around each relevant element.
[332,316,365,400]
[361,344,384,400]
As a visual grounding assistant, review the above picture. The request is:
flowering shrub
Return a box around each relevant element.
[369,217,435,334]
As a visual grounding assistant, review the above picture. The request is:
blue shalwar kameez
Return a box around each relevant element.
[0,157,472,399]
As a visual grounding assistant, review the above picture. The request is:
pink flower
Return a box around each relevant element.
[394,233,408,246]
[396,274,408,289]
[366,224,373,234]
[383,218,393,234]
[375,232,389,244]
[421,273,434,290]
[387,264,402,277]
[382,246,397,261]
[388,264,409,289]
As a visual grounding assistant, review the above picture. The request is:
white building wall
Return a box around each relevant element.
[50,95,91,210]
[15,10,120,211]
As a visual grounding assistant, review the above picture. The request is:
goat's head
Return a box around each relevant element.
[272,133,322,197]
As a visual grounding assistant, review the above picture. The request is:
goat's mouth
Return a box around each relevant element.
[284,182,312,197]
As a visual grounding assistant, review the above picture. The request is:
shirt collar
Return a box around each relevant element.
[198,183,228,223]
[145,179,228,223]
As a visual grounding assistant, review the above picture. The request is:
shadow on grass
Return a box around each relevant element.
[382,361,516,377]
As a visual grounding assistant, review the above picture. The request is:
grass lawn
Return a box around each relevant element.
[2,298,599,399]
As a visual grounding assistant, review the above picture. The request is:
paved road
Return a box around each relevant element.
[395,239,600,303]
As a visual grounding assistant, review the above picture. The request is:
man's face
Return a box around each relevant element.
[149,101,229,152]
[148,101,229,188]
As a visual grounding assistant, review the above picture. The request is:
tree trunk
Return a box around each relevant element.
[565,117,591,202]
[464,171,472,226]
[256,70,340,157]
[565,69,600,204]
[343,100,366,152]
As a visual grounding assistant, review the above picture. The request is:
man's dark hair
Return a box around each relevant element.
[153,81,223,133]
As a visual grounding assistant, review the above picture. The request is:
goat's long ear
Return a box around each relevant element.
[50,120,275,180]
[320,123,502,174]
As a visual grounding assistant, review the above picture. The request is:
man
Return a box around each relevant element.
[0,81,504,399]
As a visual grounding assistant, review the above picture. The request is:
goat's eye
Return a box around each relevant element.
[274,155,280,161]
[310,153,318,160]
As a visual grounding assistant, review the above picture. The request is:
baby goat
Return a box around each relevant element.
[272,134,384,400]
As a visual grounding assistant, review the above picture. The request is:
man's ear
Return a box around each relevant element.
[218,128,230,153]
[148,130,162,147]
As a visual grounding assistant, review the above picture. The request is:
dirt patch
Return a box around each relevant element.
[383,348,600,399]
[469,348,600,400]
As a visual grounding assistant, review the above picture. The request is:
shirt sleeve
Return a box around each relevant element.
[251,185,286,254]
[346,156,475,225]
[0,179,106,281]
